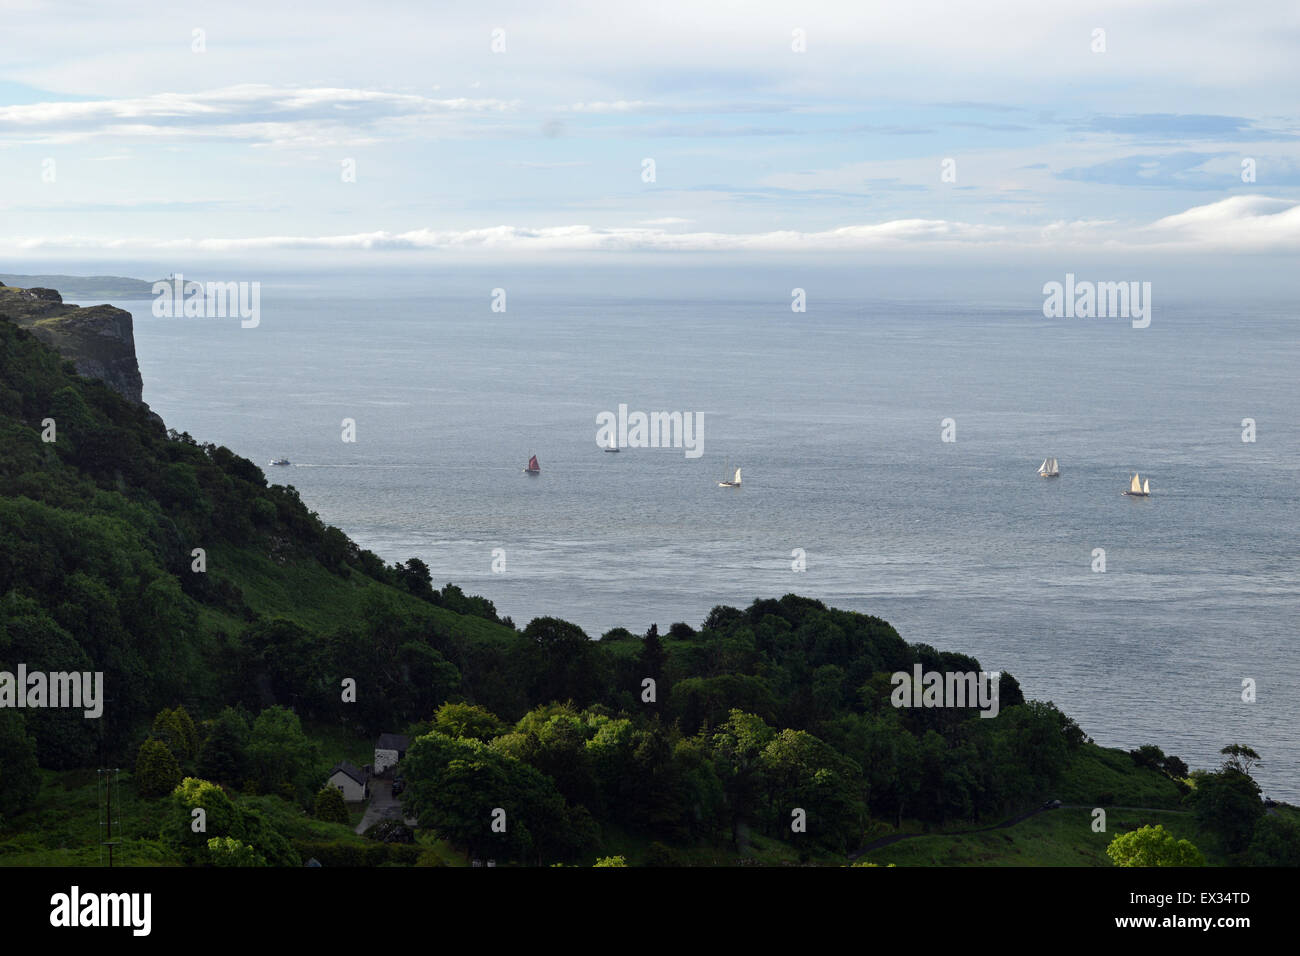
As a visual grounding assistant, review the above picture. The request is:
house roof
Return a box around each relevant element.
[376,733,410,752]
[328,761,367,786]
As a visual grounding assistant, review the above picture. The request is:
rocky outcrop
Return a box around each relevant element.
[0,283,149,408]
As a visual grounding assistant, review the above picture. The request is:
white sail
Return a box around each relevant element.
[1142,478,1150,494]
[1039,459,1049,473]
[1130,473,1142,494]
[732,468,742,484]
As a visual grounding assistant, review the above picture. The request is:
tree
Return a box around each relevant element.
[523,616,608,707]
[711,710,776,844]
[152,706,200,762]
[135,738,182,798]
[493,707,601,812]
[1161,755,1189,780]
[246,705,322,802]
[196,707,249,783]
[1246,815,1300,867]
[1190,768,1264,854]
[759,728,866,851]
[0,711,39,819]
[165,777,242,858]
[314,785,350,825]
[206,836,268,867]
[244,619,323,715]
[1000,700,1072,788]
[396,558,435,600]
[639,624,668,702]
[1107,825,1205,867]
[431,701,507,742]
[593,855,627,867]
[397,642,461,717]
[671,675,780,734]
[1129,744,1165,771]
[1220,744,1261,776]
[233,806,301,867]
[403,731,590,864]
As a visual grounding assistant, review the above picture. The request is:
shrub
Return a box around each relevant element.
[1106,825,1204,867]
[313,786,349,825]
[135,738,182,798]
[644,842,686,867]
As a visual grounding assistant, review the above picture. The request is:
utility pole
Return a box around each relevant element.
[96,693,118,867]
[98,768,121,867]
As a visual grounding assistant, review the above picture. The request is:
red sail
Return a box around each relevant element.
[528,455,539,471]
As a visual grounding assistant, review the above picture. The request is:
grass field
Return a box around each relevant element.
[856,806,1221,867]
[1056,743,1184,809]
[0,768,367,867]
[209,544,520,646]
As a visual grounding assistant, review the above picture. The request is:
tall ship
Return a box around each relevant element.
[1122,473,1150,497]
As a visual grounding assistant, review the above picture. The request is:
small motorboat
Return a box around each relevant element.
[269,458,291,467]
[524,454,541,475]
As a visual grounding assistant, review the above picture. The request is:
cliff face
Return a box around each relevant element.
[0,282,148,407]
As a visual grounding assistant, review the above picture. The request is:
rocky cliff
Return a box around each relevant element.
[0,281,148,408]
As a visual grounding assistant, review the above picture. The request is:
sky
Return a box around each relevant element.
[1,0,1299,277]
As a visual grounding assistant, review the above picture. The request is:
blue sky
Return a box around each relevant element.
[1,0,1298,267]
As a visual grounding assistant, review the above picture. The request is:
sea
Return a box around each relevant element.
[79,268,1300,800]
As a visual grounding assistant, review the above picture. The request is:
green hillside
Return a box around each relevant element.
[1,301,1291,868]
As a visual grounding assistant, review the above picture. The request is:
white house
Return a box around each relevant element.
[374,733,410,776]
[326,761,369,802]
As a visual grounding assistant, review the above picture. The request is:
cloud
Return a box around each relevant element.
[1058,152,1230,189]
[1142,195,1300,249]
[505,160,591,169]
[566,101,657,114]
[0,85,517,145]
[9,197,1297,256]
[1060,152,1300,189]
[1073,113,1295,142]
[564,101,796,115]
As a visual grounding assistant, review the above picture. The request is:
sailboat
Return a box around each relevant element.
[524,454,540,475]
[1038,457,1060,478]
[1122,473,1151,497]
[718,464,742,488]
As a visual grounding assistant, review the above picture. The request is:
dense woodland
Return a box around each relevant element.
[1,315,1294,866]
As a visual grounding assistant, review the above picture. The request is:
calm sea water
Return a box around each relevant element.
[95,278,1300,799]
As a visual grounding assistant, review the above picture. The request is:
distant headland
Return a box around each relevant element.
[0,273,160,300]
